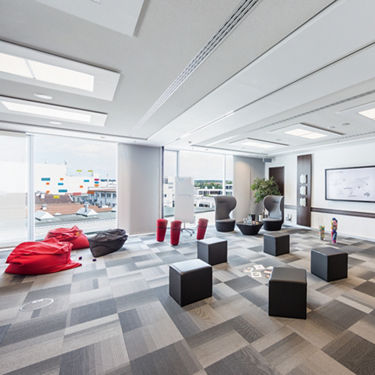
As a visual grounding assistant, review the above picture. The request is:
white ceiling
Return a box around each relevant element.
[36,0,145,37]
[0,0,375,156]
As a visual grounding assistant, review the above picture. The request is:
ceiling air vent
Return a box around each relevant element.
[135,0,261,129]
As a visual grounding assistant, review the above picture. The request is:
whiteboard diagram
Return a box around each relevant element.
[325,166,375,202]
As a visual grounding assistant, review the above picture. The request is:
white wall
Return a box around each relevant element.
[118,144,162,234]
[233,156,265,220]
[266,141,375,240]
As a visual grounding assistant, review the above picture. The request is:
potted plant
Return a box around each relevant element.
[251,177,281,217]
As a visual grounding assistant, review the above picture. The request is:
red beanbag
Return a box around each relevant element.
[5,238,81,275]
[45,226,89,250]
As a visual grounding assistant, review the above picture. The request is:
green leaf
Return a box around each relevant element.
[250,177,281,203]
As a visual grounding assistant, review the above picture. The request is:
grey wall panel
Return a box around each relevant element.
[118,144,162,234]
[233,156,265,221]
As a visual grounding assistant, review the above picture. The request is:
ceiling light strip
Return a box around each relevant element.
[0,120,146,143]
[252,88,375,135]
[192,144,266,157]
[135,0,261,129]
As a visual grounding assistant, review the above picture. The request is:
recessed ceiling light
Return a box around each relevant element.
[206,135,234,146]
[0,52,94,92]
[230,138,287,150]
[359,108,375,120]
[2,100,91,123]
[0,52,33,78]
[49,121,62,125]
[34,93,53,100]
[28,60,94,91]
[285,128,327,139]
[180,132,193,139]
[243,140,276,149]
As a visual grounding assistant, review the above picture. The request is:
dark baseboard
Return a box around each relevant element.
[311,207,375,219]
[284,205,375,219]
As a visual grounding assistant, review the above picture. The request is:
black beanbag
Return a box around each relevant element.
[89,229,128,257]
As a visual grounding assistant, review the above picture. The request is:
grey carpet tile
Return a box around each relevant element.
[169,311,201,338]
[1,311,67,346]
[227,255,251,266]
[323,331,375,375]
[0,324,10,345]
[313,300,367,330]
[355,280,375,297]
[129,340,201,375]
[3,355,61,375]
[225,276,262,293]
[241,285,269,308]
[228,315,264,343]
[205,345,277,375]
[59,344,97,375]
[23,284,71,303]
[119,308,143,333]
[1,226,375,374]
[72,268,107,282]
[115,288,159,313]
[349,314,375,345]
[69,298,117,326]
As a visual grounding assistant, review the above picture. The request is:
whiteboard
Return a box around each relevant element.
[326,166,375,202]
[174,177,195,223]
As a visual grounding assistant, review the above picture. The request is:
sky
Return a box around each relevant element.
[34,135,117,178]
[165,150,233,180]
[1,134,233,184]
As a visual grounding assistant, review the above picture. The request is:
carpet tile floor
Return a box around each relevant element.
[1,226,375,374]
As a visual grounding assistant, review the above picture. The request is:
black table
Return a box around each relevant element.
[236,221,263,235]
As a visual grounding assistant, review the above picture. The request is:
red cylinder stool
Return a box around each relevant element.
[170,220,182,246]
[156,219,168,242]
[197,218,208,240]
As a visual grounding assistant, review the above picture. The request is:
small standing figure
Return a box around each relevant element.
[331,218,338,244]
[319,225,325,241]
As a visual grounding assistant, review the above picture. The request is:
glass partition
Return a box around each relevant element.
[179,151,225,224]
[163,150,178,218]
[0,132,28,247]
[34,135,117,239]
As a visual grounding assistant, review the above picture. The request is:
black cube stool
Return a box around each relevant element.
[264,233,289,256]
[169,259,212,306]
[197,237,227,265]
[269,267,307,319]
[311,247,348,281]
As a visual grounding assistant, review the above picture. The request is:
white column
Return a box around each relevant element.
[27,134,35,240]
[117,143,162,234]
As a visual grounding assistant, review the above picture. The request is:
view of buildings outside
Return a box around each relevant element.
[163,150,233,225]
[34,135,117,239]
[1,135,234,247]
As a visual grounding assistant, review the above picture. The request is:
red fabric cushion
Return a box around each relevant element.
[71,234,90,250]
[45,226,89,250]
[5,238,81,275]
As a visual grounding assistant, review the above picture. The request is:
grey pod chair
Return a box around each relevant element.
[214,196,237,232]
[263,195,284,231]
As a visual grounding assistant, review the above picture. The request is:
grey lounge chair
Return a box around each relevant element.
[214,196,237,232]
[263,195,284,231]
